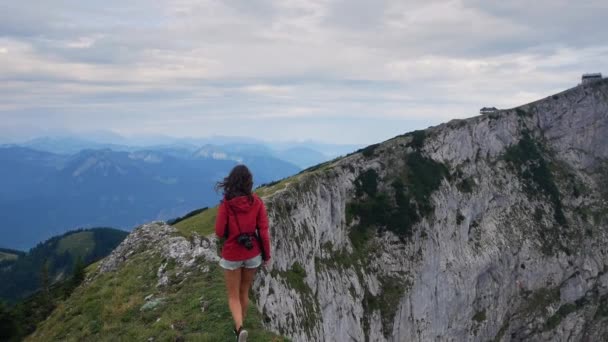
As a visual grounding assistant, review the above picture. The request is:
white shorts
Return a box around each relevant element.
[219,254,262,270]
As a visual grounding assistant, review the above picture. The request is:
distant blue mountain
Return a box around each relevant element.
[17,133,361,166]
[0,146,300,250]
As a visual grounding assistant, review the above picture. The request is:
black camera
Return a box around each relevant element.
[237,234,254,250]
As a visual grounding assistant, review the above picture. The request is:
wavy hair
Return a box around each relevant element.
[215,164,254,201]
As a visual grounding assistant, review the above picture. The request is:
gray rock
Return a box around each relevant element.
[251,81,608,341]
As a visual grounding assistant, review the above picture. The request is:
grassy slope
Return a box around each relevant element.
[0,251,19,261]
[56,231,95,260]
[28,203,287,341]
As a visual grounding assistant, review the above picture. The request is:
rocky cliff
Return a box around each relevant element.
[255,79,608,341]
[29,80,608,341]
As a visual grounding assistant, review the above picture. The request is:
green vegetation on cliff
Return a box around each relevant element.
[347,148,449,242]
[504,131,566,226]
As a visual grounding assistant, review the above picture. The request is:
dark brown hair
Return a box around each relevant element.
[215,164,254,201]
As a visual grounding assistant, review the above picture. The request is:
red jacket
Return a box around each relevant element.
[215,194,271,262]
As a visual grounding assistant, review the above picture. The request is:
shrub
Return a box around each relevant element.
[355,169,379,197]
[457,177,474,193]
[516,108,530,118]
[545,303,577,330]
[472,309,486,322]
[361,144,380,158]
[456,211,465,225]
[407,130,426,149]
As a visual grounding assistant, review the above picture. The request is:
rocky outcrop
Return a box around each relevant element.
[253,80,608,341]
[96,222,219,287]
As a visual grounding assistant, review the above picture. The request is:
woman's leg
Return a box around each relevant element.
[224,269,243,329]
[239,267,257,322]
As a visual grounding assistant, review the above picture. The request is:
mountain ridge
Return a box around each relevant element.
[28,79,608,341]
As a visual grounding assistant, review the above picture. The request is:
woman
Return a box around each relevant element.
[215,165,271,342]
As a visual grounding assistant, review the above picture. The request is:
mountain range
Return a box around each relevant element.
[0,143,308,250]
[13,135,361,169]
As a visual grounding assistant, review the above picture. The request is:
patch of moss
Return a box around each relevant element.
[504,131,566,226]
[468,218,482,249]
[544,303,578,330]
[534,207,544,223]
[457,177,475,193]
[493,320,509,342]
[521,287,559,316]
[594,294,608,319]
[472,309,486,322]
[456,211,465,225]
[271,262,319,335]
[362,276,406,338]
[279,263,309,296]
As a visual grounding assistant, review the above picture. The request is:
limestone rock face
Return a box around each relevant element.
[252,80,608,341]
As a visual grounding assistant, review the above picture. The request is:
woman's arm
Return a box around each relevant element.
[257,200,271,261]
[215,201,228,238]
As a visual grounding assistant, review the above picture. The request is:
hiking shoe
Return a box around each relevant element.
[234,327,248,342]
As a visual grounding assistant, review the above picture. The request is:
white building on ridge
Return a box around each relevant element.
[582,73,603,84]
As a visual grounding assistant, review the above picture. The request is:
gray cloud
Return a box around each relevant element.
[1,0,607,144]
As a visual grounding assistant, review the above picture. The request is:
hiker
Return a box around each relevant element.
[215,165,271,342]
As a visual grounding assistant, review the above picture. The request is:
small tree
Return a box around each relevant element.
[71,257,86,288]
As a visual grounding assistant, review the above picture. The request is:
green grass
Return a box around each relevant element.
[27,196,287,341]
[272,263,309,296]
[255,176,297,198]
[56,232,95,260]
[28,252,285,341]
[173,207,218,238]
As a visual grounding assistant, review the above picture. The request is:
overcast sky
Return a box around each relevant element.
[1,0,607,144]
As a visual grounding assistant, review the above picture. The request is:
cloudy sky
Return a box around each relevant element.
[1,0,607,144]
